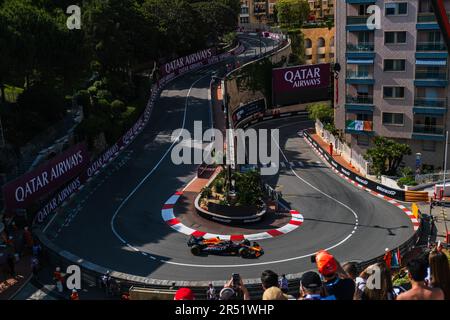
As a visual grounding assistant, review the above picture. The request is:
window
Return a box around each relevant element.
[384,86,405,99]
[385,2,408,16]
[384,59,406,72]
[240,17,249,24]
[422,140,436,152]
[359,4,371,16]
[385,31,407,44]
[383,113,404,125]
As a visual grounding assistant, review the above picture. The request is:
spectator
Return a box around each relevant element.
[428,247,450,300]
[261,270,290,300]
[31,256,39,279]
[220,277,250,300]
[261,270,279,291]
[262,286,288,300]
[342,262,359,281]
[23,227,33,249]
[53,267,65,293]
[299,271,336,300]
[315,250,355,300]
[355,262,396,300]
[101,271,111,295]
[174,287,195,300]
[279,274,289,293]
[206,283,217,300]
[32,242,42,258]
[397,258,444,300]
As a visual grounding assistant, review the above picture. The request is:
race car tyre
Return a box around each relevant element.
[238,247,249,257]
[190,245,201,256]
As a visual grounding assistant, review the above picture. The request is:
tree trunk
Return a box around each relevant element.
[0,83,5,104]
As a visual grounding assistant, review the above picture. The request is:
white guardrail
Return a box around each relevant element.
[315,120,369,176]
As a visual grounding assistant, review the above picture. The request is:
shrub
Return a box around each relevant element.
[214,179,224,194]
[397,176,417,188]
[111,99,126,116]
[201,186,212,199]
[88,86,98,96]
[96,89,113,101]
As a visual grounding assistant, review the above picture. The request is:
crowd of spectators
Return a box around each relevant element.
[173,245,450,301]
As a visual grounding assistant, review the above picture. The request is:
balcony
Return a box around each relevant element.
[346,42,374,52]
[414,97,448,115]
[415,71,448,80]
[416,42,447,51]
[305,47,313,55]
[346,94,374,105]
[345,120,374,135]
[347,16,369,25]
[413,124,444,135]
[417,12,450,23]
[346,71,374,85]
[414,97,448,108]
[417,13,437,23]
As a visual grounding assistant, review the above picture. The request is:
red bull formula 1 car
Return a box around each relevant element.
[187,236,264,258]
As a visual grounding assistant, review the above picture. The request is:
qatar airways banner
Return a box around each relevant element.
[272,63,331,106]
[160,48,217,77]
[2,143,89,211]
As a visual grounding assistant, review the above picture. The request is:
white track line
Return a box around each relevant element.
[110,74,211,246]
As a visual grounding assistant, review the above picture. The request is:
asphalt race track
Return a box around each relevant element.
[45,36,414,282]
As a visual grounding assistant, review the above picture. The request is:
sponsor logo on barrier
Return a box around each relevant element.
[35,177,82,224]
[331,161,338,168]
[376,185,397,196]
[161,48,215,76]
[355,176,369,185]
[341,168,351,176]
[3,144,89,210]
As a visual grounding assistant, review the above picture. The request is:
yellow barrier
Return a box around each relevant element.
[412,203,419,219]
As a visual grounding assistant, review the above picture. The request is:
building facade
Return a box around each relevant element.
[303,27,335,64]
[335,0,450,171]
[239,0,278,26]
[308,0,335,20]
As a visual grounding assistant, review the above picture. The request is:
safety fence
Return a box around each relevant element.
[315,120,369,176]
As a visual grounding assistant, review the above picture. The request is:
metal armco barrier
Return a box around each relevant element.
[303,130,406,202]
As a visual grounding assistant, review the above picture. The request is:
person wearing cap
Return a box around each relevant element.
[299,271,336,300]
[315,250,355,300]
[174,287,195,300]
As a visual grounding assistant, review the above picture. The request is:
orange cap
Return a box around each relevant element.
[315,250,337,276]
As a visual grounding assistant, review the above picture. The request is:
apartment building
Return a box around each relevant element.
[335,0,450,171]
[239,0,278,26]
[308,0,335,20]
[303,27,335,64]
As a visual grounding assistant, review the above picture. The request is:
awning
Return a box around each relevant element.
[416,59,447,66]
[347,59,374,65]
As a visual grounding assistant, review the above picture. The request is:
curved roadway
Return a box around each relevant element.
[44,36,414,282]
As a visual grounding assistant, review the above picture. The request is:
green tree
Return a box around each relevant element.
[364,137,412,177]
[307,102,333,123]
[276,0,310,28]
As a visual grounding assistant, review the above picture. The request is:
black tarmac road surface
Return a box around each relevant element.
[45,36,414,282]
